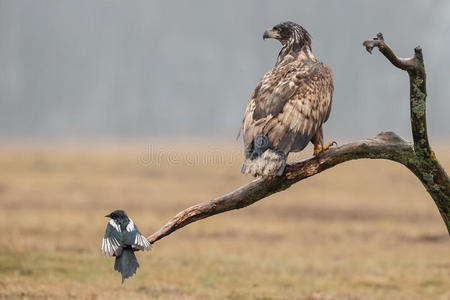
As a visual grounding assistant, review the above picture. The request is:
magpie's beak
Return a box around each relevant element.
[105,213,112,218]
[263,29,280,40]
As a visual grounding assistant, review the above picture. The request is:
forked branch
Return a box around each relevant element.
[363,32,429,155]
[363,33,423,72]
[363,33,449,232]
[147,33,450,244]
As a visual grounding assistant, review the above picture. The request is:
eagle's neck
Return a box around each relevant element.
[276,44,316,67]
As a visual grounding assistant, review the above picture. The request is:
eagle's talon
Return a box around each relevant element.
[322,141,335,152]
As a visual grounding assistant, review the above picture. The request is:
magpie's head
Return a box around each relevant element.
[105,210,128,220]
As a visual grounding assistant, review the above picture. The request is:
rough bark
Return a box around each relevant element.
[363,33,449,233]
[147,33,450,244]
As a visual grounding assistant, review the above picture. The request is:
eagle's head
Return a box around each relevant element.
[263,21,311,50]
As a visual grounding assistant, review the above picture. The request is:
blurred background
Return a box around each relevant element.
[0,0,450,141]
[0,1,449,299]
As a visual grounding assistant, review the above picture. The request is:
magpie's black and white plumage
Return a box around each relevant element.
[101,210,151,283]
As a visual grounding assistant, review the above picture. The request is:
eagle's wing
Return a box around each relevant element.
[102,220,122,257]
[241,62,333,154]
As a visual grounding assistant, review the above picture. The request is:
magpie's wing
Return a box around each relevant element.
[101,220,122,257]
[125,219,152,252]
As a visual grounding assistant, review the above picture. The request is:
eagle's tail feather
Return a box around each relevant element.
[114,247,139,284]
[241,149,286,177]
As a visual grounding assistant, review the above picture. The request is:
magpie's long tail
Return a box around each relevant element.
[114,247,139,283]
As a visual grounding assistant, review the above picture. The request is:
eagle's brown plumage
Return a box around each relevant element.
[239,22,334,177]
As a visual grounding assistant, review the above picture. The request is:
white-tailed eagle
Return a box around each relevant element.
[239,21,334,177]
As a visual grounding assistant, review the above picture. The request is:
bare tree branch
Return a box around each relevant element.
[364,32,429,156]
[148,132,414,243]
[147,33,450,245]
[363,33,449,233]
[362,33,421,71]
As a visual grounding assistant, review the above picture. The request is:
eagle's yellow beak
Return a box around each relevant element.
[263,29,281,40]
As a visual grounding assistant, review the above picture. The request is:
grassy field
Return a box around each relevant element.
[0,141,449,299]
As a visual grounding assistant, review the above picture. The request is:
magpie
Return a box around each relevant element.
[101,210,151,283]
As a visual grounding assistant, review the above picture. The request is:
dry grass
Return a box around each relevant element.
[0,141,449,300]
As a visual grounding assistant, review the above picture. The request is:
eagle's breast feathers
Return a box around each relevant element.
[242,58,333,155]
